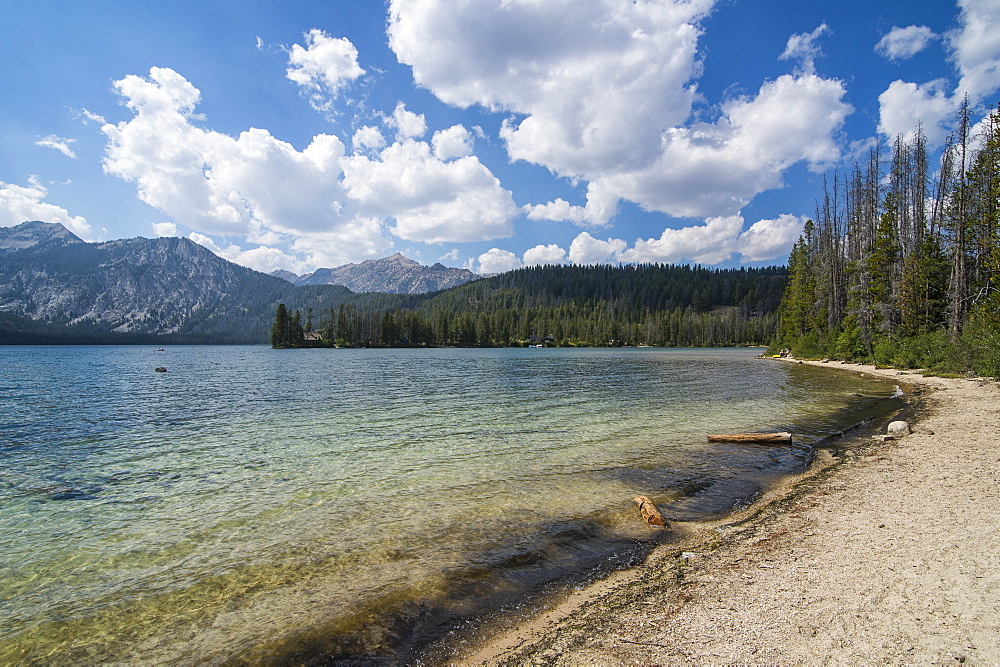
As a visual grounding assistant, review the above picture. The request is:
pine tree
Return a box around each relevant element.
[965,102,1000,324]
[290,310,304,346]
[897,234,948,336]
[946,95,973,336]
[271,303,289,348]
[336,303,349,343]
[778,221,818,341]
[869,192,902,335]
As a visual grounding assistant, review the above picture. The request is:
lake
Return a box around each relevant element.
[0,346,902,662]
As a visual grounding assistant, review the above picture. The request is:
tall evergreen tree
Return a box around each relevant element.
[965,102,1000,324]
[778,220,819,341]
[869,192,902,335]
[946,95,973,336]
[271,303,289,348]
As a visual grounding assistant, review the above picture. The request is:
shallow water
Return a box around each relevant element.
[0,346,901,662]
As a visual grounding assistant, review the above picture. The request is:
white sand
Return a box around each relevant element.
[458,361,1000,664]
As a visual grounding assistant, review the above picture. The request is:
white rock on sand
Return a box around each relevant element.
[887,420,911,437]
[453,361,1000,665]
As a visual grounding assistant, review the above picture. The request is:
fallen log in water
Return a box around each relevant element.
[633,495,668,527]
[707,432,792,444]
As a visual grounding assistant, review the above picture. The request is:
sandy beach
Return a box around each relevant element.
[455,360,1000,664]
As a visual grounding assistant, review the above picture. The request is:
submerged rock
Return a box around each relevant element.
[887,421,911,437]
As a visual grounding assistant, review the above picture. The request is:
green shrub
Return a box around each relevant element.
[833,326,869,361]
[791,332,831,359]
[871,330,955,370]
[960,316,1000,377]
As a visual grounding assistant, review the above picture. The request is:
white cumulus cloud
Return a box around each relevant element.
[387,101,427,140]
[524,181,620,227]
[878,0,1000,142]
[389,0,851,255]
[535,213,805,267]
[390,0,712,179]
[540,73,851,223]
[779,23,830,75]
[341,136,517,244]
[189,232,308,274]
[151,221,178,237]
[102,67,353,239]
[735,214,806,263]
[352,125,386,153]
[432,125,474,160]
[951,0,1000,104]
[477,247,522,274]
[0,177,94,240]
[876,25,938,61]
[620,215,743,265]
[522,243,568,266]
[289,219,394,269]
[568,232,628,265]
[286,29,365,115]
[878,79,955,143]
[101,67,517,268]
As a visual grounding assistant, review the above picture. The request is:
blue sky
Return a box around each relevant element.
[2,0,998,275]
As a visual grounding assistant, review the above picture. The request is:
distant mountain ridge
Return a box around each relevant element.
[275,253,478,294]
[0,221,329,343]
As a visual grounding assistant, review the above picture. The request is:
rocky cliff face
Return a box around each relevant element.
[0,221,290,340]
[295,253,478,294]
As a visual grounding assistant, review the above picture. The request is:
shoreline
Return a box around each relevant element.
[445,360,1000,664]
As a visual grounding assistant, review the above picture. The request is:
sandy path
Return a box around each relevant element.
[458,362,1000,665]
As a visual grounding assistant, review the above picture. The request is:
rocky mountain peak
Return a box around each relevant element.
[269,269,300,283]
[293,254,479,294]
[0,221,84,253]
[383,253,420,266]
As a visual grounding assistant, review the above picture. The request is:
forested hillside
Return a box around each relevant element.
[776,100,999,376]
[273,263,787,348]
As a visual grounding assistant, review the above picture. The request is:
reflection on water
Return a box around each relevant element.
[0,346,901,662]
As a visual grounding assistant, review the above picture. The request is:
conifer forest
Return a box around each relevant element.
[271,263,786,349]
[777,100,1000,376]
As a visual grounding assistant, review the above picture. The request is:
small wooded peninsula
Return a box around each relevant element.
[271,263,787,348]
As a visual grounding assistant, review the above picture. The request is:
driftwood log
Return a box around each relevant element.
[707,432,791,444]
[633,495,668,527]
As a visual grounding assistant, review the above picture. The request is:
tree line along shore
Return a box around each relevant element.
[270,263,786,349]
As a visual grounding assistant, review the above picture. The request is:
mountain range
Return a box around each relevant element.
[274,254,478,294]
[0,221,466,343]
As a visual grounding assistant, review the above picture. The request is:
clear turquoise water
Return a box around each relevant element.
[0,346,901,662]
